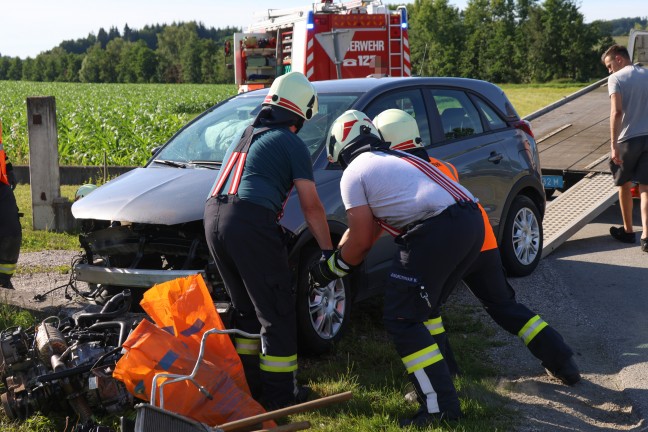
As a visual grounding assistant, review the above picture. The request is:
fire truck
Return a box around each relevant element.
[233,0,410,92]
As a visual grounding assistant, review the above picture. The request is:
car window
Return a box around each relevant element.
[430,89,484,140]
[363,89,430,146]
[473,97,507,130]
[155,93,358,164]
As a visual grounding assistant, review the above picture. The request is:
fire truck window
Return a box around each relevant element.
[431,89,484,140]
[364,90,430,146]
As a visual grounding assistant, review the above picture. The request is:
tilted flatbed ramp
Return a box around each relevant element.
[541,172,618,258]
[523,77,621,257]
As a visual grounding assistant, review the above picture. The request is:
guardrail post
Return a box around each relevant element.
[26,96,73,232]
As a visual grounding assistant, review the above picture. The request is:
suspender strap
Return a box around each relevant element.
[382,149,473,203]
[210,126,269,197]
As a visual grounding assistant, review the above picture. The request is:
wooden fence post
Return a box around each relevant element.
[27,96,73,232]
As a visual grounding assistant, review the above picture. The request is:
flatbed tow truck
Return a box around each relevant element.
[532,29,648,257]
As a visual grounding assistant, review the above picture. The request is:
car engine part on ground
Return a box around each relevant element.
[0,290,144,431]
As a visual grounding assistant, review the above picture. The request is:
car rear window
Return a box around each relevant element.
[430,89,484,140]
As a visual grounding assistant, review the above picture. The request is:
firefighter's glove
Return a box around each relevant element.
[6,163,16,190]
[309,249,354,287]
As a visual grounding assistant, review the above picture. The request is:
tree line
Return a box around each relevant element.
[0,0,646,85]
[0,22,237,84]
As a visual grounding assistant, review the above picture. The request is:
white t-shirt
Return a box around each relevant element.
[608,65,648,142]
[340,151,476,229]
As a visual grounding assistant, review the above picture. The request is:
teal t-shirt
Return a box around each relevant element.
[212,127,314,213]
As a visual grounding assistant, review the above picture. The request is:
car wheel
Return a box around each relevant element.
[296,246,352,355]
[500,195,542,277]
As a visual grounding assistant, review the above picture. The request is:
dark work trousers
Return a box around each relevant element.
[203,195,297,409]
[0,183,21,287]
[462,248,574,370]
[383,203,484,419]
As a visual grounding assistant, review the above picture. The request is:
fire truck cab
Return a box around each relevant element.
[234,0,410,92]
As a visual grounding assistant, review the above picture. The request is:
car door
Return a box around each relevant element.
[422,87,517,231]
[357,88,431,299]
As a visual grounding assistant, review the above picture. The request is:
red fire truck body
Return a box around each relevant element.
[234,0,410,92]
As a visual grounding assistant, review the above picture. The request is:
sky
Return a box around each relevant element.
[0,0,645,59]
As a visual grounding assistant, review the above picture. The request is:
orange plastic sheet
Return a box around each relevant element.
[113,274,273,427]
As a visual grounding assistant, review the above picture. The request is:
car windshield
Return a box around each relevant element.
[154,92,359,165]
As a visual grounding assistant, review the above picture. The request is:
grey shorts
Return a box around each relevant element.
[610,135,648,186]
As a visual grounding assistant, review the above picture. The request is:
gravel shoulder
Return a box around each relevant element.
[6,250,647,431]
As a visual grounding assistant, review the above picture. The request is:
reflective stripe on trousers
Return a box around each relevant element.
[518,315,548,346]
[402,344,443,374]
[235,337,261,356]
[424,316,445,336]
[0,262,16,275]
[260,354,298,373]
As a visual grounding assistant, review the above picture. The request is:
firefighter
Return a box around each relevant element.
[372,108,580,387]
[203,71,333,410]
[310,110,484,425]
[0,120,22,290]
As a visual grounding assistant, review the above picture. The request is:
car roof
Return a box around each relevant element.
[246,76,517,119]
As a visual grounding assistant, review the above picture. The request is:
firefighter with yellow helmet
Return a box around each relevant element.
[203,72,333,410]
[373,109,580,392]
[0,120,21,290]
[310,109,484,424]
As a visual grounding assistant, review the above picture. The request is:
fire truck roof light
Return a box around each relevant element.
[399,7,408,29]
[307,11,314,29]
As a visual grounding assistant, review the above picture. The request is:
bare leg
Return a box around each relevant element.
[619,182,634,233]
[639,184,648,241]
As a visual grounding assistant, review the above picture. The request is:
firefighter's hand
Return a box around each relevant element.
[309,249,352,287]
[7,170,17,190]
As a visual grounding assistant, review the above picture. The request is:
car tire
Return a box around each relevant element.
[500,195,543,277]
[296,246,352,355]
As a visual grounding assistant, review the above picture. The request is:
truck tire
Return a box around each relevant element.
[500,195,542,277]
[296,246,351,355]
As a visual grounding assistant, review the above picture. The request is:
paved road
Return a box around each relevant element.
[545,200,648,420]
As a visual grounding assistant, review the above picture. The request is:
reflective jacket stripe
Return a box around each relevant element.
[402,344,443,374]
[235,337,261,355]
[424,317,445,336]
[518,315,548,346]
[0,263,16,275]
[259,353,298,373]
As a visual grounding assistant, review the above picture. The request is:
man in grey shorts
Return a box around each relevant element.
[601,44,648,252]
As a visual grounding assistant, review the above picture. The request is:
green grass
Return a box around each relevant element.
[500,82,595,117]
[13,184,80,252]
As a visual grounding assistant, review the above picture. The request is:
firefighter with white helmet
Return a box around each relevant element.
[311,109,484,425]
[374,109,581,390]
[204,71,332,410]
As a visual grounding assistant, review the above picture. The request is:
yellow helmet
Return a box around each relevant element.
[373,109,423,151]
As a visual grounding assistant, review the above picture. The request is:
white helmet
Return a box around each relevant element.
[263,72,318,120]
[327,110,381,164]
[75,184,97,201]
[373,109,423,151]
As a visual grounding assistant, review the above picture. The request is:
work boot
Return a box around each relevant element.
[545,356,581,386]
[0,274,14,289]
[610,226,636,244]
[398,407,462,428]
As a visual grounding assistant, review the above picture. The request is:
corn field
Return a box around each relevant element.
[0,81,238,166]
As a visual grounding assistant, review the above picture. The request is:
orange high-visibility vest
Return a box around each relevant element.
[429,157,497,252]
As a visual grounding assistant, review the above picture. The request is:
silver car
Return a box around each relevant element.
[72,77,545,354]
